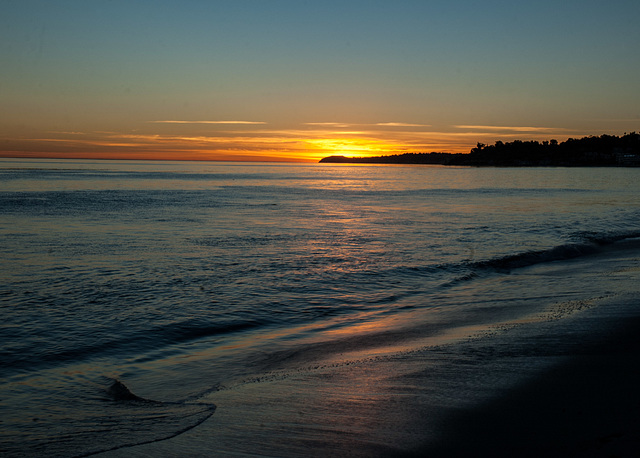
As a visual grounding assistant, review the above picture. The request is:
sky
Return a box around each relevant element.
[1,0,639,162]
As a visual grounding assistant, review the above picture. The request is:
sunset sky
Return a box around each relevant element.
[2,1,639,162]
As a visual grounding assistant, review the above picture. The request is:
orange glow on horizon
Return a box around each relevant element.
[305,137,412,158]
[0,124,585,162]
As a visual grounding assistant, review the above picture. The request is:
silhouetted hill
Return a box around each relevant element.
[319,152,463,164]
[319,133,640,166]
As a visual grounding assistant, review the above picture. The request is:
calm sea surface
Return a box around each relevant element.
[1,159,639,456]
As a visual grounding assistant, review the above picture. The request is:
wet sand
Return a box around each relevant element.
[412,316,640,457]
[101,303,640,458]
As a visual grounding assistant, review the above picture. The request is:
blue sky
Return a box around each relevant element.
[1,0,639,160]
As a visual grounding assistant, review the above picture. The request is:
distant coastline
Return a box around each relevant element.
[320,132,640,166]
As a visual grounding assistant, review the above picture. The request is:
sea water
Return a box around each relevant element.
[1,159,639,456]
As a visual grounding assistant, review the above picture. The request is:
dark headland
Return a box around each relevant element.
[320,132,640,166]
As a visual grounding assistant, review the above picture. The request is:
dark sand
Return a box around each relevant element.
[411,317,640,457]
[103,308,640,458]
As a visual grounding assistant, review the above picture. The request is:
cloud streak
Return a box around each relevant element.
[375,122,431,127]
[455,125,566,132]
[304,122,353,128]
[2,121,591,162]
[304,122,431,128]
[149,120,267,125]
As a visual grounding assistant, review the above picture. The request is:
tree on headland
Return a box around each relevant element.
[319,133,640,166]
[461,132,640,166]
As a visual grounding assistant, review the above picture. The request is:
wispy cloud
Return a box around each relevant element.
[4,123,588,162]
[454,125,565,132]
[374,122,431,127]
[149,120,267,125]
[304,122,431,128]
[304,122,352,128]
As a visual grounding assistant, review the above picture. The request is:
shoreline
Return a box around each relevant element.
[98,244,640,457]
[99,296,640,458]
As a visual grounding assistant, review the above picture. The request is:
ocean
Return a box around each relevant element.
[1,158,639,456]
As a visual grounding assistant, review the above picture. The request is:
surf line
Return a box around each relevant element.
[78,379,217,457]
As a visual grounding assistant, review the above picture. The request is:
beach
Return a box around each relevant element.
[100,240,640,457]
[3,0,640,454]
[2,161,640,457]
[421,316,640,457]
